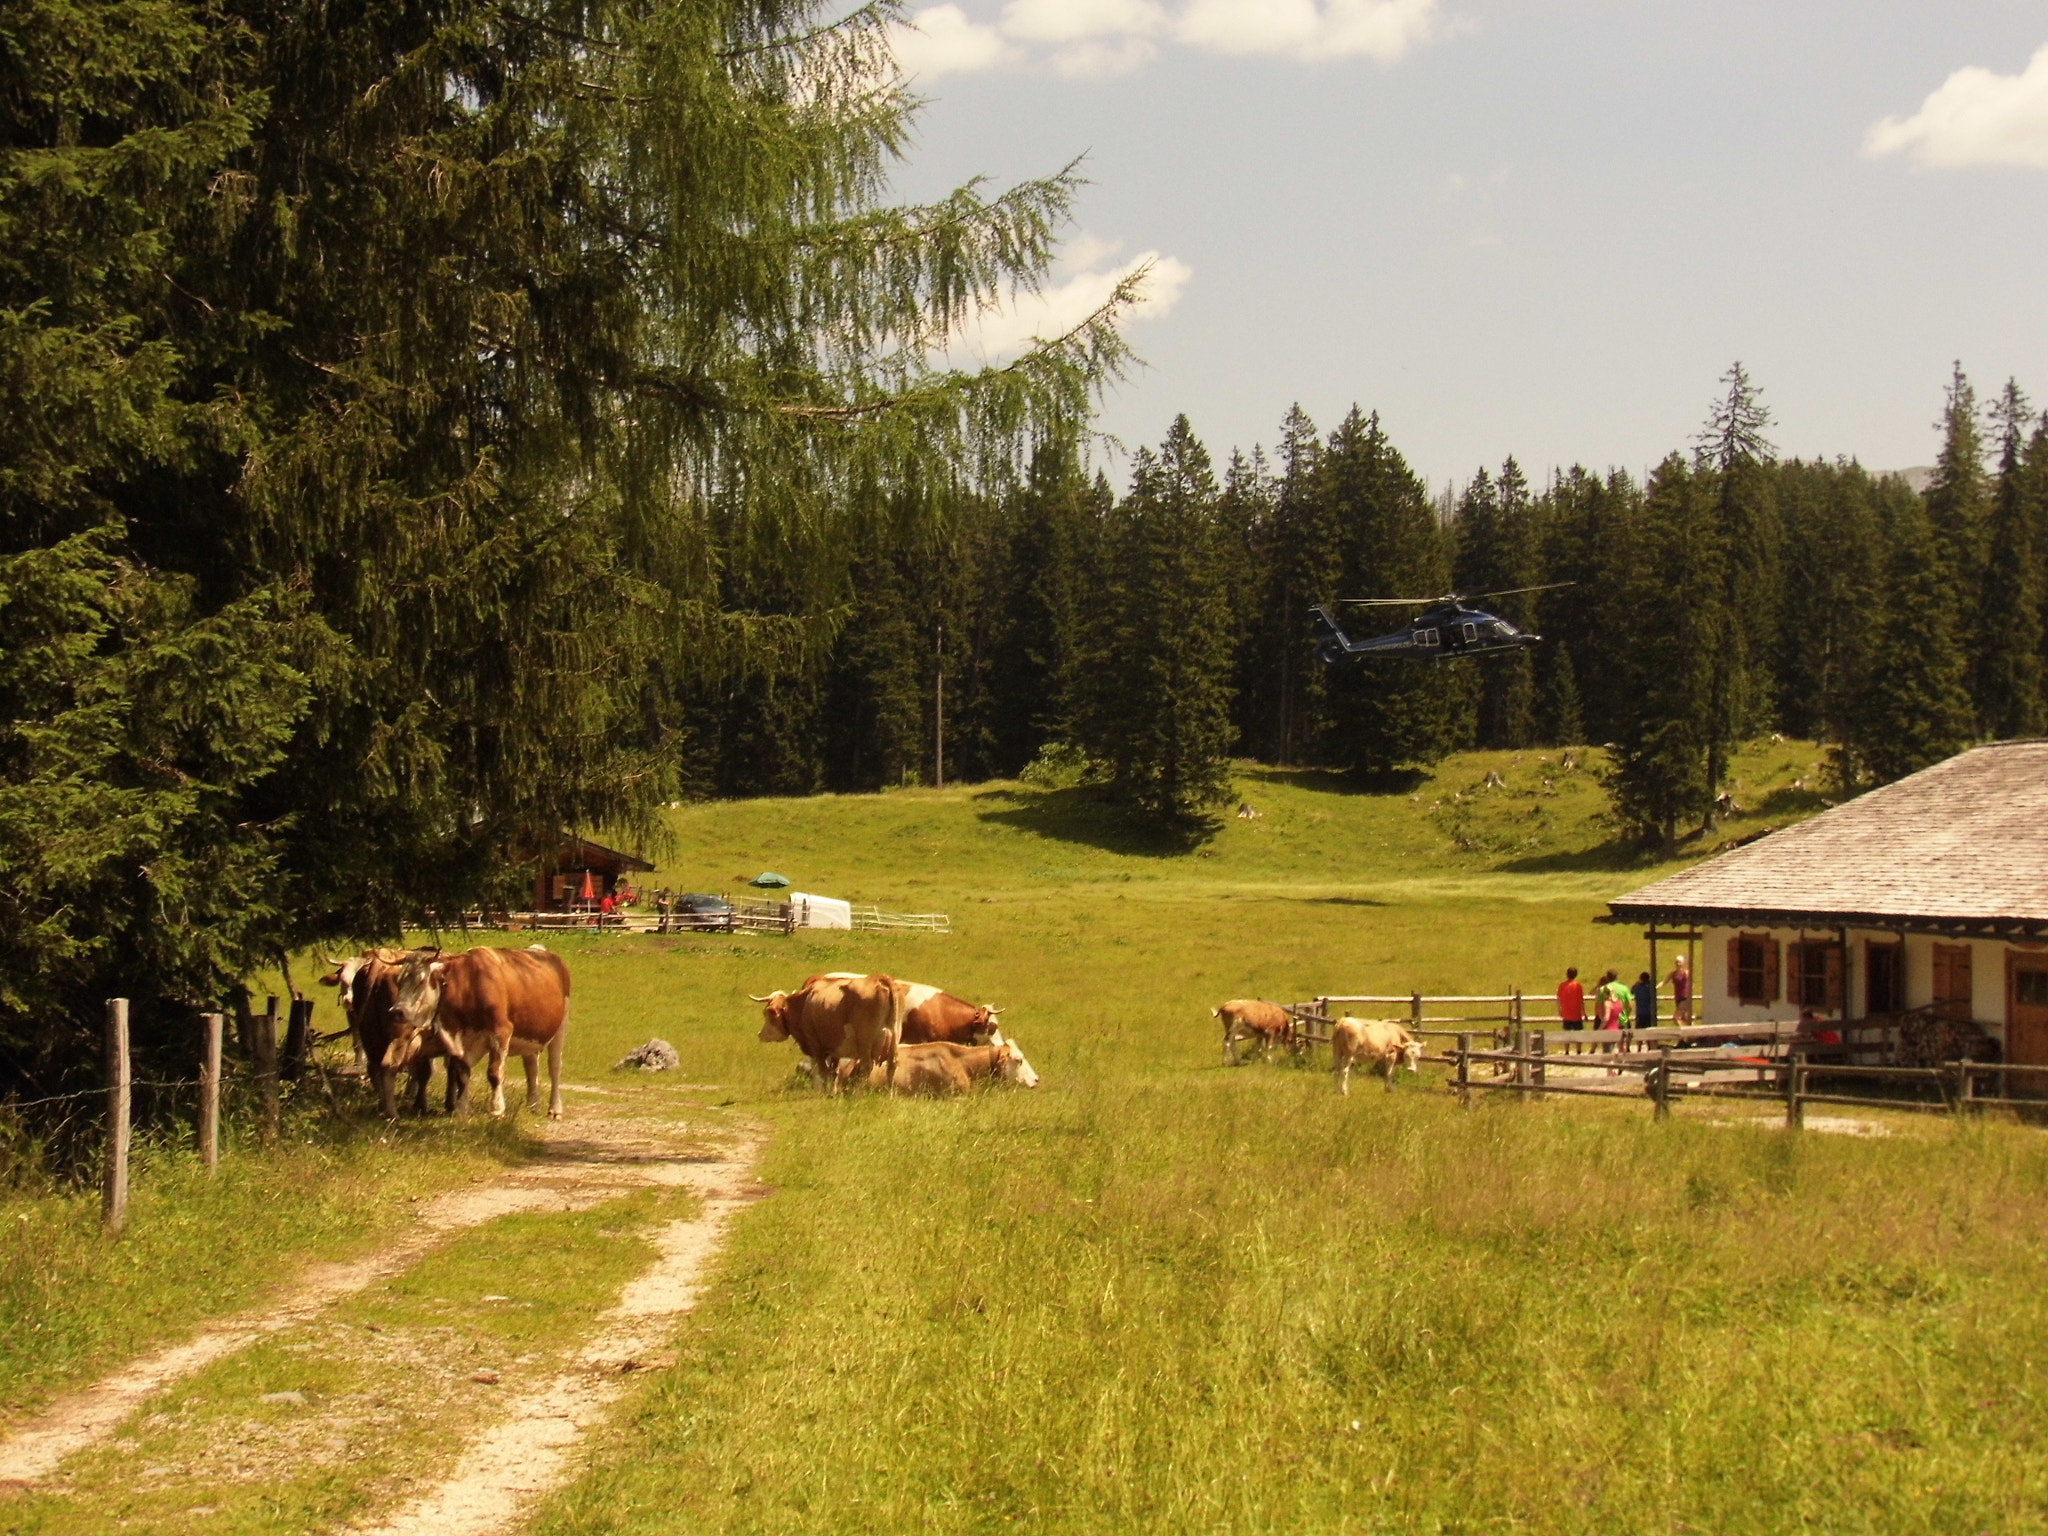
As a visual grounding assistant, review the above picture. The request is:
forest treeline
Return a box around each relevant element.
[686,363,2048,848]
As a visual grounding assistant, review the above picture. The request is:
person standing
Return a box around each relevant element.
[1557,967,1586,1054]
[1632,970,1657,1032]
[1666,954,1692,1028]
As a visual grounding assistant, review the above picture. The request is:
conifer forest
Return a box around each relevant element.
[2,0,2044,1098]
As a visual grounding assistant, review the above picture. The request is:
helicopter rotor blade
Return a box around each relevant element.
[1460,581,1577,601]
[1335,596,1446,607]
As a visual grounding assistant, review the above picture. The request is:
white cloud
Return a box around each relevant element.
[945,242,1193,365]
[890,4,1011,81]
[1864,44,2048,169]
[1049,36,1160,78]
[1176,0,1440,63]
[1001,0,1166,44]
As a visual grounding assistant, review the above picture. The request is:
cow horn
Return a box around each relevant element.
[318,951,349,967]
[985,1006,1004,1016]
[747,993,773,1002]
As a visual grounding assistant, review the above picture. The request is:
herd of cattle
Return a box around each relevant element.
[314,945,1412,1118]
[1215,999,1425,1094]
[316,947,1039,1116]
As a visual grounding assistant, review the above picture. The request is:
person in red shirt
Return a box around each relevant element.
[1557,967,1585,1054]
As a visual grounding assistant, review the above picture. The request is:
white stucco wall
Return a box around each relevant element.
[1697,924,2018,1043]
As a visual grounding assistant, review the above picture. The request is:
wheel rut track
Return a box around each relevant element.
[0,1087,766,1536]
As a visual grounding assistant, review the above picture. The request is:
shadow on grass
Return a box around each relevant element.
[972,786,1218,858]
[1236,765,1432,797]
[1493,839,1664,875]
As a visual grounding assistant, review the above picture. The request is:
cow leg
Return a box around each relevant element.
[546,1030,564,1119]
[408,1060,433,1116]
[371,1063,398,1120]
[1224,1022,1238,1067]
[522,1052,541,1113]
[486,1036,510,1116]
[1383,1055,1397,1093]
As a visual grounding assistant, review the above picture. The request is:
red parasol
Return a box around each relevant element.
[579,869,596,901]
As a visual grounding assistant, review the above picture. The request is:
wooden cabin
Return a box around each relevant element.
[532,834,655,911]
[1607,741,2048,1066]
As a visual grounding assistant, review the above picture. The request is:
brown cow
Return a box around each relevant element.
[319,948,448,1118]
[1331,1016,1424,1095]
[812,973,1001,1045]
[889,1036,1040,1096]
[753,974,901,1091]
[387,946,571,1118]
[1215,999,1296,1065]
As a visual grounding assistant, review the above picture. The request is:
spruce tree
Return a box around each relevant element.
[1977,381,2045,737]
[1608,455,1722,853]
[1771,459,1883,749]
[1925,364,1992,729]
[1695,363,1780,813]
[1453,457,1538,748]
[1848,491,1977,785]
[1320,409,1458,776]
[1253,407,1338,765]
[1071,419,1236,825]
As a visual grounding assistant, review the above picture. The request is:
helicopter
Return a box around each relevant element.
[1309,584,1572,665]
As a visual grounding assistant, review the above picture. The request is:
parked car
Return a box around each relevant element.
[667,892,735,932]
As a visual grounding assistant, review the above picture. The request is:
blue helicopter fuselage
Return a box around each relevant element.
[1310,601,1540,664]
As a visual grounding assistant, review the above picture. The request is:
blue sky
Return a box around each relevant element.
[886,1,2048,490]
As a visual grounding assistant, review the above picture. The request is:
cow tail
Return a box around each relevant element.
[886,976,904,1087]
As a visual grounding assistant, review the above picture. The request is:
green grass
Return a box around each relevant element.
[3,1185,690,1535]
[0,1106,537,1422]
[20,740,2044,1534]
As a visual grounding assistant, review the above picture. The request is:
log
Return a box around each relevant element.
[199,1012,223,1174]
[103,999,130,1233]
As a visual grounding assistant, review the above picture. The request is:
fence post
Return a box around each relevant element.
[1653,1046,1671,1120]
[253,994,279,1143]
[103,999,130,1234]
[1410,992,1423,1038]
[1456,1032,1471,1106]
[1958,1061,1976,1116]
[1534,1029,1547,1094]
[1785,1054,1805,1130]
[282,998,314,1082]
[199,1011,223,1174]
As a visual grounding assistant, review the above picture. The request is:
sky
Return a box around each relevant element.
[882,1,2048,491]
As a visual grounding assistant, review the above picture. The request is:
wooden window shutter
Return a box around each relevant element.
[1825,945,1844,1013]
[1785,941,1803,1003]
[1765,939,1781,1003]
[1727,937,1743,999]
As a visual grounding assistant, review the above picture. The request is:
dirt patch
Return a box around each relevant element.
[0,1088,758,1492]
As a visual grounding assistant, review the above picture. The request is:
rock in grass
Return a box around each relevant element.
[260,1391,307,1406]
[615,1039,679,1071]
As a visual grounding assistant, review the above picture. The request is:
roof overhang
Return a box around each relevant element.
[1602,904,2048,941]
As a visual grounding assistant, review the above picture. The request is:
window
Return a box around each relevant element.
[1419,628,1440,648]
[2019,970,2048,1008]
[1461,621,1479,644]
[1787,940,1842,1013]
[1866,943,1903,1014]
[1729,933,1779,1005]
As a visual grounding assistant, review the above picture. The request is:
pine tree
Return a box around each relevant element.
[1071,419,1236,825]
[1217,448,1274,757]
[1977,381,2045,737]
[1925,364,1992,729]
[1607,455,1722,853]
[1453,457,1538,747]
[1695,363,1780,814]
[1252,406,1338,765]
[1535,466,1643,745]
[1771,459,1884,749]
[1847,492,1977,785]
[1320,409,1458,776]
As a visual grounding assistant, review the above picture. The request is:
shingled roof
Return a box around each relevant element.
[1607,741,2048,938]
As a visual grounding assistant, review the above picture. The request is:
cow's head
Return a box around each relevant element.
[1400,1035,1425,1074]
[384,953,452,1071]
[970,1006,1002,1044]
[997,1039,1040,1089]
[751,991,793,1043]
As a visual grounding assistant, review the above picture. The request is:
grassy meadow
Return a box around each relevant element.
[14,739,2048,1533]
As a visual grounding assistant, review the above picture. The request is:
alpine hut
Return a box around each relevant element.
[1606,741,2048,1067]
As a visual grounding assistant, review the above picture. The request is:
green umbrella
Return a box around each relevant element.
[749,871,791,889]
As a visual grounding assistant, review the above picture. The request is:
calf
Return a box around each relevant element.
[1331,1016,1424,1096]
[1215,999,1295,1065]
[888,1036,1040,1096]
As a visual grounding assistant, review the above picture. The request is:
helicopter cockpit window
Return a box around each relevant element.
[1419,627,1440,647]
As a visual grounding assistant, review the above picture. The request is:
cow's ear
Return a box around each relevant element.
[430,962,446,980]
[318,973,340,988]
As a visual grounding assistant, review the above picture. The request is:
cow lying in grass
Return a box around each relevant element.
[889,1037,1040,1096]
[1215,999,1296,1065]
[1331,1016,1423,1095]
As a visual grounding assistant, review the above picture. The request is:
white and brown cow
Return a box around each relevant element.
[1215,999,1296,1065]
[811,973,1000,1045]
[319,947,449,1118]
[1331,1016,1424,1096]
[387,945,571,1117]
[753,973,902,1091]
